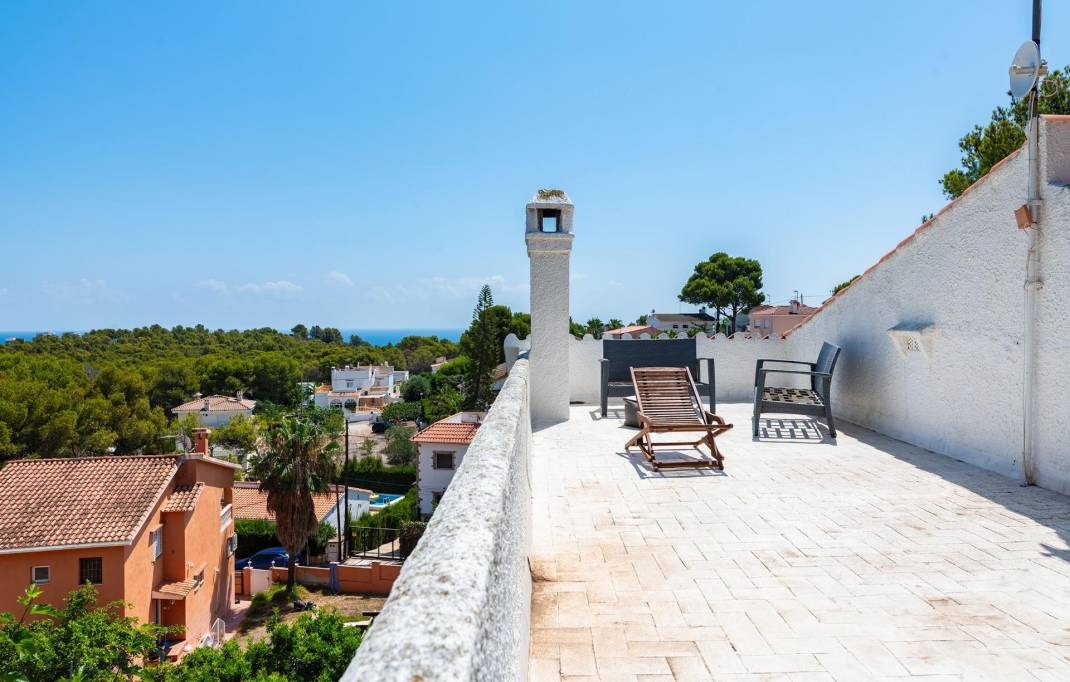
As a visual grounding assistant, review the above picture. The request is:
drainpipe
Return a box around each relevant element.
[1022,0,1043,485]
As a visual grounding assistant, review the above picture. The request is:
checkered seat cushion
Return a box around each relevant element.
[762,387,823,406]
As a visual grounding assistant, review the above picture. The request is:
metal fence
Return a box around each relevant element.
[348,526,403,562]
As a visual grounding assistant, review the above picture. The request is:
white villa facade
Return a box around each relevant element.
[412,412,484,517]
[172,392,256,427]
[647,309,717,333]
[308,365,409,420]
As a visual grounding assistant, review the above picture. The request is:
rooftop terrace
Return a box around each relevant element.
[347,121,1070,680]
[529,403,1070,680]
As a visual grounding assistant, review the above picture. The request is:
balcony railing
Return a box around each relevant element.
[342,358,531,681]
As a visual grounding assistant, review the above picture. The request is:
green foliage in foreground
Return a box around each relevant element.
[0,583,166,682]
[0,584,362,682]
[145,608,361,682]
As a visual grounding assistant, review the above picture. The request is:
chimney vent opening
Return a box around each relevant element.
[538,209,561,233]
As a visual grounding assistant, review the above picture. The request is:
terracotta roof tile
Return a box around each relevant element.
[605,325,659,337]
[411,421,481,445]
[232,482,341,522]
[749,303,819,316]
[162,483,204,513]
[0,455,180,551]
[172,395,256,413]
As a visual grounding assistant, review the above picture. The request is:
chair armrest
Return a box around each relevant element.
[757,368,832,377]
[703,411,726,425]
[756,359,814,366]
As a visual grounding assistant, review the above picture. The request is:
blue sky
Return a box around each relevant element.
[1,1,1063,331]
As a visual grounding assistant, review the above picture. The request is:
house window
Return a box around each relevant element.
[431,491,444,508]
[673,324,679,329]
[220,504,233,532]
[433,451,455,470]
[150,527,164,560]
[226,535,238,557]
[31,566,49,585]
[79,557,103,585]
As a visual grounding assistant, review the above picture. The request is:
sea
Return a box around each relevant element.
[0,328,463,346]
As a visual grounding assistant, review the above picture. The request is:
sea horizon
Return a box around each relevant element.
[0,327,463,346]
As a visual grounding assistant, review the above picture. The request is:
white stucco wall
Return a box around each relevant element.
[172,409,252,428]
[786,117,1070,491]
[417,442,470,516]
[322,491,371,530]
[343,359,532,682]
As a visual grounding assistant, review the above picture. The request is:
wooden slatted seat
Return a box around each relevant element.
[624,367,733,470]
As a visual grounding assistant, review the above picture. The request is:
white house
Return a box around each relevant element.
[412,412,485,517]
[647,309,717,333]
[172,392,256,427]
[308,365,408,420]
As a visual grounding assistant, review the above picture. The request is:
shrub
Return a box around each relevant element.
[381,401,422,422]
[342,457,415,494]
[144,605,360,682]
[383,425,417,466]
[0,584,167,681]
[399,520,427,557]
[350,487,418,552]
[235,519,335,558]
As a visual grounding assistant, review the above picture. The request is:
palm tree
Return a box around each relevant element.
[250,416,339,594]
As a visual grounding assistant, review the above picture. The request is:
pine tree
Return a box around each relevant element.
[460,285,498,410]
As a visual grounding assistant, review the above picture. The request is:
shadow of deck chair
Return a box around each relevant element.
[624,367,733,470]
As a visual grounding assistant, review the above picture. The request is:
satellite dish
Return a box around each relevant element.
[1009,40,1042,99]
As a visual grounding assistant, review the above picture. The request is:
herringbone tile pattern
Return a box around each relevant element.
[529,404,1070,681]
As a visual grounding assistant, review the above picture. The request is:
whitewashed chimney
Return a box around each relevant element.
[525,189,574,424]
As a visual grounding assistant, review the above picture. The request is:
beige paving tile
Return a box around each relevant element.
[530,403,1070,681]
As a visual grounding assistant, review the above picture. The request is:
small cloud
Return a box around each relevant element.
[368,275,526,305]
[0,288,8,297]
[570,272,589,282]
[42,278,129,305]
[197,279,229,294]
[235,281,303,298]
[607,280,623,288]
[196,279,303,299]
[327,271,354,287]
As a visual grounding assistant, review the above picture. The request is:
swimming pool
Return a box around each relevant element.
[369,493,403,508]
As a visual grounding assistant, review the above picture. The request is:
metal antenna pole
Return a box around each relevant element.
[1022,0,1043,485]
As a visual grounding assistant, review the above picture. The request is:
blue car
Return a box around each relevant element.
[236,547,289,570]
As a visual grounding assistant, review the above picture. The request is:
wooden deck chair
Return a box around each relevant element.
[624,367,733,470]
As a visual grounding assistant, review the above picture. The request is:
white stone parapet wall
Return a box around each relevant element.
[342,360,532,682]
[511,332,807,408]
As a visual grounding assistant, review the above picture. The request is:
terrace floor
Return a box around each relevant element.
[529,403,1070,681]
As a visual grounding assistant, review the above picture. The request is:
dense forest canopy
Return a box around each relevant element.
[0,325,458,459]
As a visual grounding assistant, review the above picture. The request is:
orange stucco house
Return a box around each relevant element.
[0,429,239,657]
